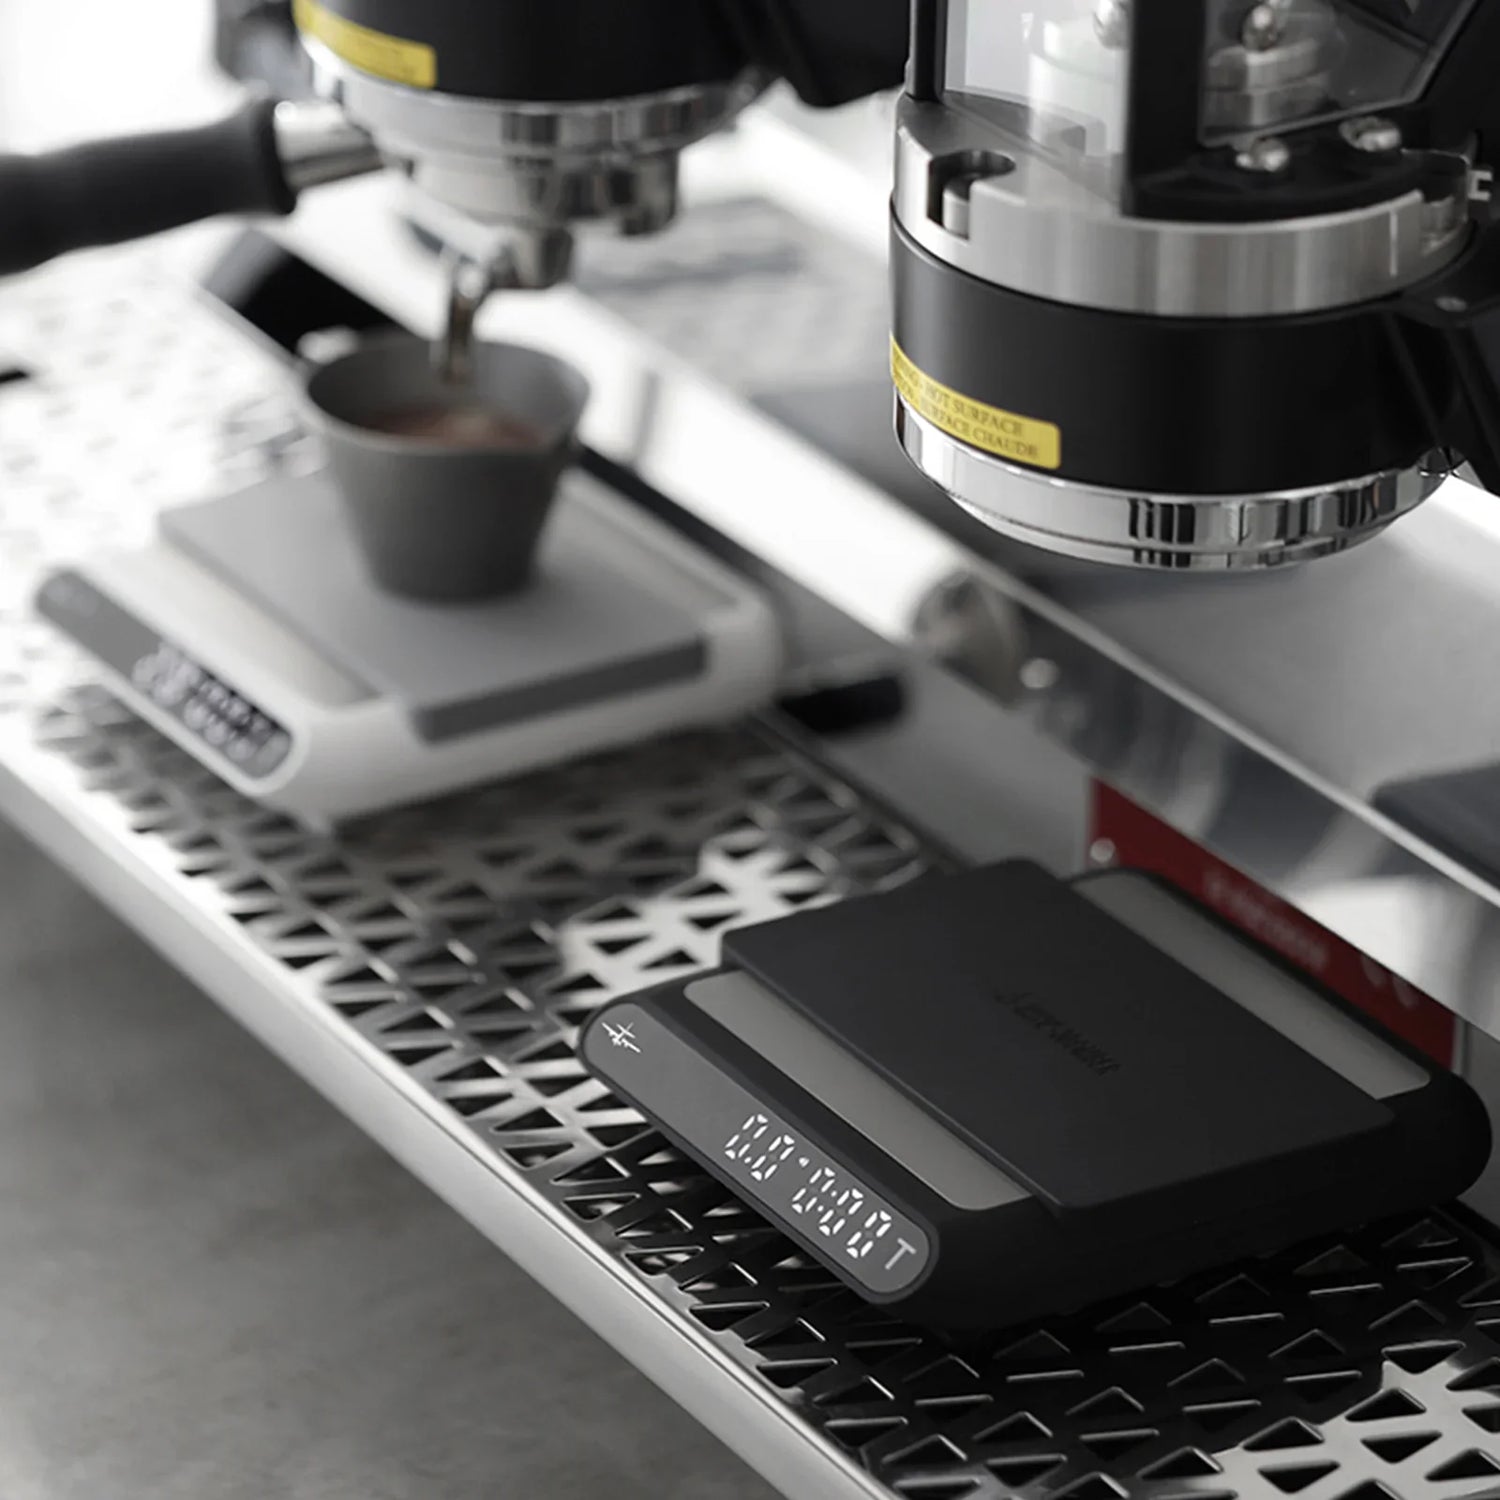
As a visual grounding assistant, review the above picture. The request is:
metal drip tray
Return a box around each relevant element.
[1,256,1499,1500]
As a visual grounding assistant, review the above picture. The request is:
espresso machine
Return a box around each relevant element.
[8,2,918,821]
[6,4,1500,1496]
[0,0,908,284]
[10,0,1500,573]
[890,0,1500,569]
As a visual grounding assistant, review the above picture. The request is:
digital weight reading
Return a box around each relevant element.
[582,1003,932,1298]
[722,1111,923,1280]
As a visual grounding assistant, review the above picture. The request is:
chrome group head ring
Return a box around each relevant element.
[897,403,1446,572]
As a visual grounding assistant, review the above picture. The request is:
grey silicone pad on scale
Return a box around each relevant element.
[1077,872,1427,1100]
[685,971,1028,1212]
[160,473,710,743]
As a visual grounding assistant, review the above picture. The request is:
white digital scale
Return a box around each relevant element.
[37,470,782,824]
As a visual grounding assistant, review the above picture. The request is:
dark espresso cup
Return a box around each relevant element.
[300,332,590,602]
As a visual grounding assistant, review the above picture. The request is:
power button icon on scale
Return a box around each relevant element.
[603,1020,642,1054]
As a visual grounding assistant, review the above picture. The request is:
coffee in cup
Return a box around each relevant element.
[299,332,590,603]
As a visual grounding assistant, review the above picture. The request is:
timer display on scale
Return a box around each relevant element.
[722,1111,923,1279]
[584,1002,932,1298]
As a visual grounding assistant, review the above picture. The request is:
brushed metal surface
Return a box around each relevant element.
[0,820,775,1500]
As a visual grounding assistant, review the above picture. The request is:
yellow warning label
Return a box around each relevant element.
[293,0,437,89]
[891,339,1061,471]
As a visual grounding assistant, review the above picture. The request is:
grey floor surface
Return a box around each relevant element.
[0,820,778,1500]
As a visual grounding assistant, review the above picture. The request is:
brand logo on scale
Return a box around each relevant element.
[994,990,1123,1077]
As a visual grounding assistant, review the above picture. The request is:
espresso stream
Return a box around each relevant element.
[366,403,546,451]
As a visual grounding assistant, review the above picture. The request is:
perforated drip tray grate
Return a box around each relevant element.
[2,255,1499,1500]
[31,687,1500,1500]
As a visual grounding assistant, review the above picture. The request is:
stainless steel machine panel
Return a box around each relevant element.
[3,253,1500,1500]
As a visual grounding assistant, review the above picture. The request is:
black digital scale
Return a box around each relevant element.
[584,862,1490,1331]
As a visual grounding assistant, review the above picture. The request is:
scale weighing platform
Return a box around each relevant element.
[36,469,781,823]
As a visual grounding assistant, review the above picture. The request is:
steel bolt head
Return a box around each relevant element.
[1340,116,1403,154]
[1241,3,1284,50]
[1235,136,1291,173]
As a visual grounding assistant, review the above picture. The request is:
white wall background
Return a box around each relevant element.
[0,0,235,148]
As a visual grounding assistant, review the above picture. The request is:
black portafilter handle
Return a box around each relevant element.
[0,97,377,277]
